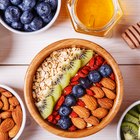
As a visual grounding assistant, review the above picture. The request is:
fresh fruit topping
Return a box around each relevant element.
[0,0,10,10]
[47,115,53,122]
[81,94,97,110]
[110,73,115,81]
[99,64,113,77]
[80,50,94,67]
[71,117,86,129]
[89,57,95,68]
[71,75,80,82]
[47,0,57,11]
[64,95,76,107]
[78,71,87,78]
[72,106,90,119]
[20,11,33,24]
[55,114,60,121]
[69,125,77,131]
[71,81,79,86]
[36,96,54,119]
[88,70,102,83]
[63,85,73,96]
[95,55,104,66]
[59,105,72,116]
[11,21,23,29]
[76,99,85,107]
[128,109,139,118]
[10,0,22,5]
[79,77,92,88]
[58,117,72,130]
[86,89,95,96]
[54,96,65,111]
[84,116,99,126]
[72,85,86,98]
[98,98,113,110]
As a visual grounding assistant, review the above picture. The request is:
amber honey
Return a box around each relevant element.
[75,0,115,29]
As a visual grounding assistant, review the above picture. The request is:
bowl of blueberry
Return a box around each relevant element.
[0,0,61,34]
[24,39,124,138]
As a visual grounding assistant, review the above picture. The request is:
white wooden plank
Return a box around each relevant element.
[0,0,140,65]
[0,65,140,140]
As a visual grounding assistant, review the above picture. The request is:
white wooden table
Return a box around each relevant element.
[0,0,140,139]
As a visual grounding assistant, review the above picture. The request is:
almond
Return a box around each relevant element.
[0,118,15,132]
[71,118,86,129]
[90,86,105,98]
[91,108,108,119]
[0,112,11,119]
[9,105,15,111]
[84,116,99,126]
[98,98,113,109]
[2,91,13,98]
[9,125,19,138]
[102,87,116,99]
[0,101,3,109]
[0,131,8,140]
[9,97,19,106]
[100,78,116,90]
[1,95,9,111]
[72,106,90,119]
[0,88,6,93]
[12,105,22,128]
[81,94,97,110]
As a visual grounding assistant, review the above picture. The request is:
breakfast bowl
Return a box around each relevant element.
[0,0,61,34]
[117,101,140,140]
[24,39,123,138]
[0,84,26,140]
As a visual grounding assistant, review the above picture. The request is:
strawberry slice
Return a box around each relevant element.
[47,115,53,122]
[110,73,115,81]
[71,74,80,82]
[64,85,73,96]
[77,99,85,107]
[89,57,95,67]
[69,125,77,131]
[86,89,95,96]
[54,96,65,111]
[69,111,78,118]
[71,81,79,86]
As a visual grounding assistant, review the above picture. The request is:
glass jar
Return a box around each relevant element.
[67,0,123,37]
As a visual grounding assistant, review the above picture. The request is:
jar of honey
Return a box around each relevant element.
[67,0,123,37]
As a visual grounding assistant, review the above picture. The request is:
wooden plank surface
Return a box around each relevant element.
[0,65,139,140]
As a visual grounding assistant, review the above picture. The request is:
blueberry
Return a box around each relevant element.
[5,6,21,23]
[11,21,23,29]
[10,0,22,5]
[79,77,92,88]
[41,12,53,23]
[20,11,33,24]
[24,24,33,32]
[36,2,51,18]
[72,85,85,98]
[64,95,76,107]
[99,64,113,77]
[30,17,43,31]
[0,0,10,10]
[19,0,36,11]
[47,0,57,11]
[59,105,72,116]
[58,117,72,130]
[88,70,102,83]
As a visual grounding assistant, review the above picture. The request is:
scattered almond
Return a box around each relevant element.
[0,88,6,93]
[9,105,15,111]
[0,131,8,140]
[1,95,9,111]
[0,118,15,132]
[81,94,97,110]
[100,78,116,90]
[0,101,3,109]
[102,87,116,99]
[98,98,113,109]
[84,116,99,126]
[2,91,13,98]
[90,86,105,98]
[9,97,19,106]
[0,112,11,119]
[91,108,108,119]
[72,106,90,119]
[71,118,86,129]
[8,125,19,138]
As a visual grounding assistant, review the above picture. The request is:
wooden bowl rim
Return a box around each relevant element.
[24,38,123,138]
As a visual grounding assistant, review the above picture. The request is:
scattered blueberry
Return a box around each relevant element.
[64,95,76,107]
[36,2,51,18]
[47,0,57,11]
[58,117,72,130]
[30,17,43,31]
[0,0,10,10]
[99,64,113,77]
[59,105,72,116]
[79,77,92,88]
[19,0,36,11]
[24,24,33,32]
[88,70,102,83]
[11,21,23,29]
[20,11,33,24]
[42,12,53,23]
[5,6,21,23]
[72,85,86,98]
[10,0,22,5]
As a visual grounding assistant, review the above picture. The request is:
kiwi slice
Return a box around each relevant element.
[66,59,81,78]
[137,105,140,113]
[80,50,94,67]
[36,96,54,119]
[124,113,139,127]
[50,84,62,103]
[121,122,138,140]
[128,109,139,118]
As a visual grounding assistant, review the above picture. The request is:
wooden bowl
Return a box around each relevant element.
[24,39,123,138]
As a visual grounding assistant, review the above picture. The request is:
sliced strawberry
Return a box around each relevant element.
[52,111,58,116]
[81,69,89,75]
[64,85,73,96]
[95,55,104,66]
[69,125,77,131]
[52,119,57,124]
[86,89,95,96]
[69,111,78,118]
[71,81,79,86]
[47,115,53,122]
[90,65,99,70]
[95,83,102,88]
[78,71,86,78]
[89,57,95,67]
[71,74,80,82]
[110,73,115,81]
[82,66,91,71]
[55,115,61,121]
[54,96,65,110]
[77,99,85,107]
